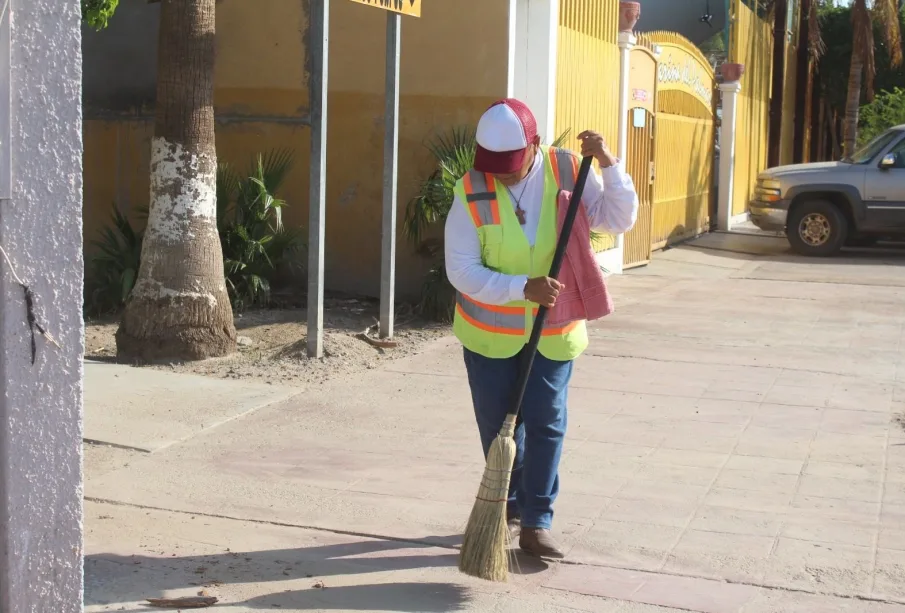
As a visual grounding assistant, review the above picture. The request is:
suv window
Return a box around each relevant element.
[851,130,902,165]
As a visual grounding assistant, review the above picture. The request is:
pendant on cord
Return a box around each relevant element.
[515,206,526,225]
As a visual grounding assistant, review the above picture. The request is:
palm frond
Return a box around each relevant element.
[257,148,295,194]
[872,0,903,69]
[549,128,572,148]
[809,0,827,58]
[218,149,302,309]
[85,204,144,315]
[853,0,877,100]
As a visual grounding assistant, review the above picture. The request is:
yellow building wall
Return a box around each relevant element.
[84,0,510,298]
[729,0,773,216]
[555,0,620,251]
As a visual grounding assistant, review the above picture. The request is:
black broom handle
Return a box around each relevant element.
[508,155,595,419]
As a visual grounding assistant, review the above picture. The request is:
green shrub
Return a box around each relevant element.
[217,149,305,310]
[85,149,303,315]
[859,87,905,147]
[85,205,145,316]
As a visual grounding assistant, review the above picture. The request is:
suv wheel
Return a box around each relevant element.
[787,200,848,257]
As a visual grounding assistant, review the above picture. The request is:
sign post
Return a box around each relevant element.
[307,0,330,358]
[380,12,401,339]
[348,0,420,340]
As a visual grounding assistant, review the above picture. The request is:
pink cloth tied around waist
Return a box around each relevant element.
[546,189,614,327]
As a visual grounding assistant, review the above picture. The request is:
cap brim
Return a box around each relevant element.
[474,144,528,175]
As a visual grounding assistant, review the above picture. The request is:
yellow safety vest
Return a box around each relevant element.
[452,145,589,361]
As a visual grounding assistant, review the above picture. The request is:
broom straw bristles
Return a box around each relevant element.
[459,414,518,582]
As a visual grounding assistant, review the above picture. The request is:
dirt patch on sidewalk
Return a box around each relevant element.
[86,297,449,387]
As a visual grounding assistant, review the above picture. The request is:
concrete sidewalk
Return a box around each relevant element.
[84,234,905,612]
[84,361,300,452]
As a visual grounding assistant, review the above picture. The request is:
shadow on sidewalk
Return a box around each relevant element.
[237,582,469,611]
[86,534,547,611]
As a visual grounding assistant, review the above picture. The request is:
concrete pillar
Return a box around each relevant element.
[506,0,518,98]
[508,0,558,143]
[0,0,84,611]
[616,32,636,164]
[608,31,637,271]
[718,80,742,232]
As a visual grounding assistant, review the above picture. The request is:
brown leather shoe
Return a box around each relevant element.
[519,528,565,559]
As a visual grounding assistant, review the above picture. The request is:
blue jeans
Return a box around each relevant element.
[463,347,573,530]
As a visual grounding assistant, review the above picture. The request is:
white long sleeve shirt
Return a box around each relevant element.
[444,150,640,306]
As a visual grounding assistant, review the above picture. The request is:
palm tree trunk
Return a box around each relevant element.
[117,0,236,361]
[843,49,864,159]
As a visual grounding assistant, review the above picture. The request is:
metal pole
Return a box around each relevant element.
[379,12,401,339]
[307,0,329,358]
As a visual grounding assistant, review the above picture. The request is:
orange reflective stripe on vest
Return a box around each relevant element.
[549,148,579,193]
[456,293,583,337]
[462,170,500,227]
[456,293,525,335]
[532,313,581,335]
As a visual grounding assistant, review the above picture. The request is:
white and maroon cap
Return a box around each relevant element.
[474,98,539,175]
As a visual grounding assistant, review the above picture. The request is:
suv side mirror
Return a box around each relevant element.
[880,153,897,170]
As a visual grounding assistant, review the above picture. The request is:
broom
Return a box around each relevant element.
[458,155,595,582]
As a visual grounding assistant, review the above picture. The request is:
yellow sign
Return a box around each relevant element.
[348,0,421,17]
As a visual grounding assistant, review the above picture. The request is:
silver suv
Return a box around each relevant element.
[750,126,905,256]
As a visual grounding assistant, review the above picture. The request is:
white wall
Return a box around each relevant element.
[509,0,557,143]
[0,0,85,610]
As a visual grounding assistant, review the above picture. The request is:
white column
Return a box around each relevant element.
[509,0,558,143]
[718,81,742,232]
[506,0,519,97]
[1,0,84,610]
[616,32,636,162]
[601,31,636,276]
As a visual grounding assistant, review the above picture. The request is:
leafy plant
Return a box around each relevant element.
[404,127,572,322]
[858,86,905,145]
[419,264,457,324]
[217,149,304,310]
[82,0,119,30]
[698,32,727,69]
[85,205,145,316]
[404,127,478,256]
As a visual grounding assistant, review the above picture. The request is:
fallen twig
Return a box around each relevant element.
[146,596,218,609]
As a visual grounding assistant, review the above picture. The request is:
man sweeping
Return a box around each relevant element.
[445,99,639,560]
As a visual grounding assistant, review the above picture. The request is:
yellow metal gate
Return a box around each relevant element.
[624,111,654,267]
[644,32,716,248]
[553,12,716,265]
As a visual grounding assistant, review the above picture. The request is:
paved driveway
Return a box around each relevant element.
[85,233,905,613]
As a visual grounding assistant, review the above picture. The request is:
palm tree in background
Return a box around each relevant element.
[842,0,903,157]
[117,0,237,361]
